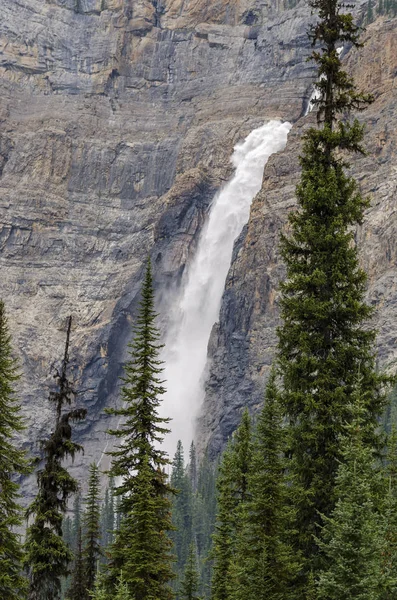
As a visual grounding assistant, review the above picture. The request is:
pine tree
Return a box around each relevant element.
[67,527,86,600]
[100,475,115,566]
[83,463,102,595]
[114,573,133,600]
[193,452,217,598]
[277,0,386,583]
[71,492,82,554]
[380,422,397,598]
[63,516,73,549]
[171,441,192,579]
[25,317,87,600]
[61,516,74,599]
[366,0,374,22]
[180,543,201,600]
[105,258,175,598]
[232,370,299,600]
[0,300,30,599]
[109,455,174,598]
[211,410,252,600]
[189,442,198,493]
[317,398,384,600]
[89,573,109,600]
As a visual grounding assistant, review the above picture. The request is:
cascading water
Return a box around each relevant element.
[159,120,292,456]
[305,46,343,116]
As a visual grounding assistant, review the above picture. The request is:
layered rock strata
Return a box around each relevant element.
[0,0,323,493]
[198,15,397,456]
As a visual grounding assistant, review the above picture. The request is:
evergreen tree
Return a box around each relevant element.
[71,492,82,554]
[25,317,87,600]
[189,442,198,493]
[366,0,374,22]
[100,475,115,565]
[63,516,73,549]
[317,398,384,600]
[67,527,86,600]
[171,441,192,579]
[89,573,108,600]
[193,452,217,598]
[0,300,30,599]
[277,0,386,583]
[180,543,201,600]
[380,422,397,598]
[61,516,73,598]
[105,259,175,598]
[232,370,299,600]
[83,463,102,595]
[114,573,133,600]
[109,455,174,599]
[211,410,252,600]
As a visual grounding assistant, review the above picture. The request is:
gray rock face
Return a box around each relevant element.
[1,0,323,494]
[2,0,391,493]
[197,15,397,457]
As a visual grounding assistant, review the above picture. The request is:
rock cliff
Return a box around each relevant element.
[0,0,393,490]
[198,14,397,455]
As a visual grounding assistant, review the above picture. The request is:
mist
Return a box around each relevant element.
[159,120,292,458]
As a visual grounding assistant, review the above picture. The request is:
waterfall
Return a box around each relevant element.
[305,46,344,116]
[159,120,292,457]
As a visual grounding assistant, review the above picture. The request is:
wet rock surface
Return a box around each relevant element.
[0,0,322,494]
[198,16,397,457]
[1,0,393,491]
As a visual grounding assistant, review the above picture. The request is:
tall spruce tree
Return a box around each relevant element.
[180,542,201,600]
[380,422,397,598]
[0,300,30,599]
[82,463,102,595]
[277,0,386,583]
[232,370,299,600]
[211,410,252,600]
[100,475,115,566]
[105,258,175,598]
[67,527,86,600]
[71,492,82,554]
[171,441,192,581]
[189,442,198,494]
[317,397,384,600]
[25,317,87,600]
[193,451,218,598]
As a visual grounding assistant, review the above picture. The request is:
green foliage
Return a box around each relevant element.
[191,450,217,598]
[114,574,133,600]
[109,455,175,599]
[105,259,175,598]
[100,476,115,566]
[317,398,384,600]
[231,371,300,600]
[67,527,86,600]
[170,441,193,580]
[376,0,397,17]
[25,317,87,600]
[0,300,30,599]
[83,463,102,595]
[277,0,387,585]
[211,410,252,600]
[308,0,373,126]
[71,493,82,554]
[379,423,397,598]
[180,543,201,600]
[89,573,109,600]
[366,0,374,23]
[189,442,198,493]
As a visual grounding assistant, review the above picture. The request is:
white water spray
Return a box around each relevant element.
[159,120,292,457]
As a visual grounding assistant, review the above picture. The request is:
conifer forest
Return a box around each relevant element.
[1,0,397,598]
